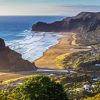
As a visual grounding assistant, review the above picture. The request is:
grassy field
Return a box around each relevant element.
[0,71,39,82]
[0,72,24,81]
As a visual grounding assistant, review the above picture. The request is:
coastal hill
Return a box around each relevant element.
[32,12,100,33]
[32,12,100,69]
[0,38,36,72]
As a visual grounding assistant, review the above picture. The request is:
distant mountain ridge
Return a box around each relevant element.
[0,38,36,72]
[32,12,100,33]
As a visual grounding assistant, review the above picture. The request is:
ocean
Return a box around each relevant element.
[0,16,64,62]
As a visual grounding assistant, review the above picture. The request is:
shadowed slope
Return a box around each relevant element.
[32,12,100,33]
[0,38,36,72]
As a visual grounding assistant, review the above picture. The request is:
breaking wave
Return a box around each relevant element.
[6,30,62,62]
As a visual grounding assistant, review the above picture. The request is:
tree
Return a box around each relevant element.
[8,75,68,100]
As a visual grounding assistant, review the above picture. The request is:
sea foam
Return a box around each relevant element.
[6,30,62,62]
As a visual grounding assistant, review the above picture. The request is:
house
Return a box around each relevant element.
[95,64,100,67]
[83,84,90,91]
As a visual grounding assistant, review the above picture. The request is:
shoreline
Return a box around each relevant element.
[34,32,91,69]
[34,32,74,69]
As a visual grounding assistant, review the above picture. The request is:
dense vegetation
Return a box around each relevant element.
[55,74,100,100]
[84,93,100,100]
[0,75,68,100]
[0,74,100,100]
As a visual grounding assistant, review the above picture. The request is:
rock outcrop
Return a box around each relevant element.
[0,38,36,72]
[32,12,100,33]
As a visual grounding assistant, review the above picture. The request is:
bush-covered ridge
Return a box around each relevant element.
[0,75,68,100]
[56,50,100,70]
[0,75,100,100]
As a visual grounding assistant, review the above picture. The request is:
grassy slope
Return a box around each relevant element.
[56,50,100,70]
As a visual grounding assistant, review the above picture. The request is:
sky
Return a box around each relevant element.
[0,0,100,16]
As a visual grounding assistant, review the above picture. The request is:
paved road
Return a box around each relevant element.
[0,69,77,82]
[0,69,77,89]
[15,69,77,75]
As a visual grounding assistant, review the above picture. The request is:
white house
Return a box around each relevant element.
[83,84,90,91]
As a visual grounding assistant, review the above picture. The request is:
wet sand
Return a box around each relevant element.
[34,33,75,69]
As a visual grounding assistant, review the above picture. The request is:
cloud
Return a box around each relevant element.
[54,4,100,16]
[0,4,99,16]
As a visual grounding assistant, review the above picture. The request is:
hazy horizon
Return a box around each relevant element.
[0,0,100,16]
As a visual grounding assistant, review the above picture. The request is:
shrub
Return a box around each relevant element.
[8,75,68,100]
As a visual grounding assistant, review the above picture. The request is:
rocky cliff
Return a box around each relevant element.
[0,38,36,72]
[32,12,100,33]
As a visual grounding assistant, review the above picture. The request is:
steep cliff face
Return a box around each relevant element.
[32,12,100,33]
[0,38,36,72]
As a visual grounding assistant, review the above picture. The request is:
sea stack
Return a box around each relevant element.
[0,38,36,72]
